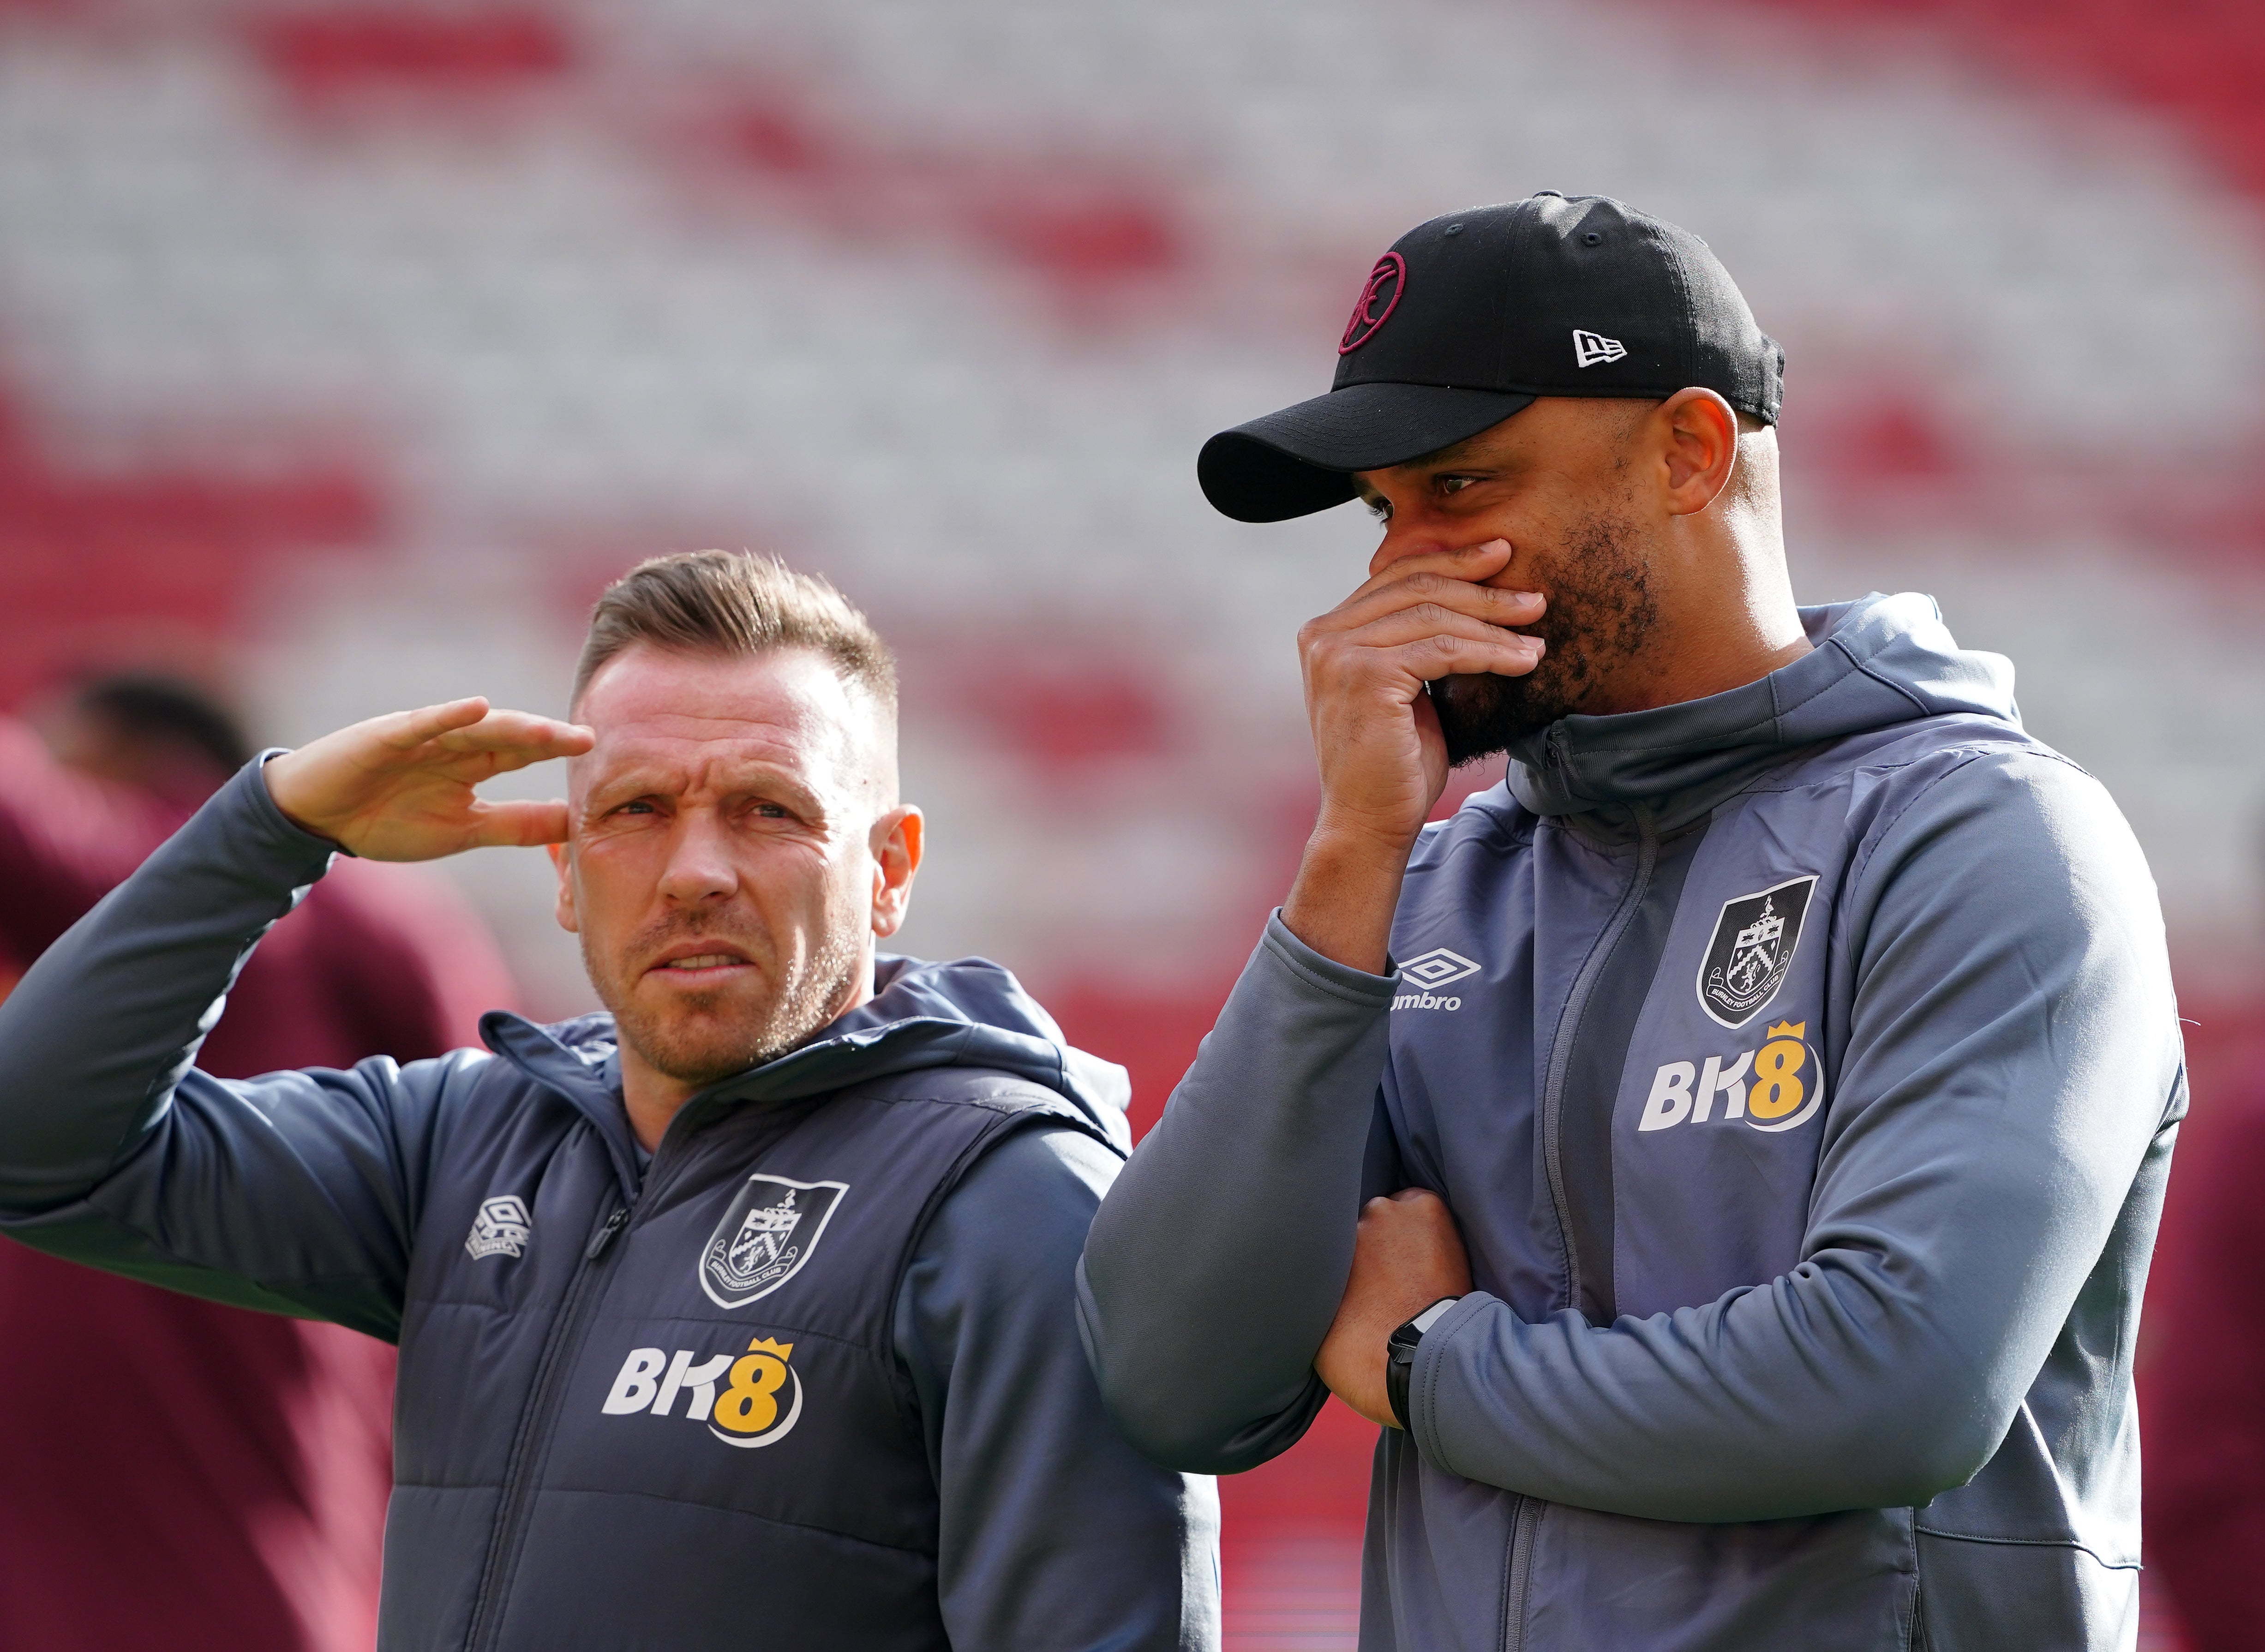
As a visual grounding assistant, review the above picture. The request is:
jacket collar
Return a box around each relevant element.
[1501,591,2019,832]
[478,1011,644,1195]
[476,956,1133,1195]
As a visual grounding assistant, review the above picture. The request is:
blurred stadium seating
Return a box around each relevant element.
[3,1,2260,1644]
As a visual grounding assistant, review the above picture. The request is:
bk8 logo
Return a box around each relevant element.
[1639,1020,1823,1136]
[603,1336,803,1448]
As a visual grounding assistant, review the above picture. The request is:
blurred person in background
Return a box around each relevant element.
[0,672,516,1652]
[0,554,1217,1651]
[2144,872,2265,1652]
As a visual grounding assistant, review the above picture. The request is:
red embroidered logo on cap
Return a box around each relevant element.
[1339,252,1405,354]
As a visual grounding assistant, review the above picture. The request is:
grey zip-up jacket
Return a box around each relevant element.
[0,764,1220,1651]
[1079,593,2181,1652]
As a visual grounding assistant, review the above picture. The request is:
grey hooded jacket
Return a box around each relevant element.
[0,763,1220,1651]
[1079,593,2181,1652]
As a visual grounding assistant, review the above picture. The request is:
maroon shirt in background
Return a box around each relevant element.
[2146,1083,2265,1652]
[0,718,520,1652]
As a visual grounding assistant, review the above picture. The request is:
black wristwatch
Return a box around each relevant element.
[1384,1296,1462,1431]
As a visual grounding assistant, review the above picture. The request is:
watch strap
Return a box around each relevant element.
[1385,1341,1416,1432]
[1384,1296,1462,1431]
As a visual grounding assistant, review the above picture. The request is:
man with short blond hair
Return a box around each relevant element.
[0,551,1218,1651]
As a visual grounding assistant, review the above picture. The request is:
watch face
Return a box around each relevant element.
[1409,1296,1461,1336]
[1386,1287,1458,1350]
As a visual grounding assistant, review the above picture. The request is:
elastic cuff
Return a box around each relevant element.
[1407,1291,1496,1471]
[1260,909,1402,1006]
[236,752,352,865]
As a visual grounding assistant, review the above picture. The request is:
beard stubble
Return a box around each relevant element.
[584,912,863,1089]
[1431,505,1660,767]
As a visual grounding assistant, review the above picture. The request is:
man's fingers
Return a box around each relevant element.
[1322,589,1542,648]
[1323,564,1540,630]
[1309,607,1545,688]
[1369,1188,1456,1227]
[1385,634,1543,682]
[1354,538,1515,593]
[1328,566,1544,635]
[1342,540,1518,605]
[382,698,494,751]
[435,712,596,763]
[361,706,590,774]
[433,710,593,753]
[1359,1189,1456,1230]
[465,799,573,849]
[1329,602,1546,660]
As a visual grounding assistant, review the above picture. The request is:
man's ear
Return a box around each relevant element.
[870,806,924,940]
[1654,387,1739,517]
[548,840,579,934]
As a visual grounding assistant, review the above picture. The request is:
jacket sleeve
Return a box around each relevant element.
[897,1123,1222,1652]
[0,758,460,1341]
[1077,917,1400,1473]
[1408,748,2183,1521]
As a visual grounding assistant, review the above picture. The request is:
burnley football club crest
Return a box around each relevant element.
[1696,875,1818,1029]
[698,1174,848,1311]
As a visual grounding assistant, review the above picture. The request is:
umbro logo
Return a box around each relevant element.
[1402,947,1480,990]
[1396,947,1480,1011]
[1572,329,1627,367]
[465,1195,532,1260]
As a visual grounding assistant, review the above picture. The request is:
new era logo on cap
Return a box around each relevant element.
[1572,329,1627,367]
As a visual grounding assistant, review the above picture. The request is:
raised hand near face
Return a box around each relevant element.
[1283,541,1543,972]
[263,697,595,862]
[1295,539,1544,850]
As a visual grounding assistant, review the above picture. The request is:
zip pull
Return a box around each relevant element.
[585,1206,628,1261]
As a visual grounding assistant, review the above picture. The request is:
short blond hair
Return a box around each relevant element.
[573,551,896,715]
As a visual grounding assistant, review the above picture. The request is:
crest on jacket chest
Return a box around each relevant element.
[698,1173,849,1309]
[1697,875,1818,1029]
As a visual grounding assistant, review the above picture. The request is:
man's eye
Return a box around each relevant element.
[755,802,790,820]
[1437,475,1476,496]
[1365,497,1392,522]
[614,799,657,816]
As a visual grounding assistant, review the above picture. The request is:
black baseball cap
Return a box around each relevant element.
[1198,193,1783,522]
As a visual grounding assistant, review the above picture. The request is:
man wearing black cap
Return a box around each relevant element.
[1079,194,2180,1649]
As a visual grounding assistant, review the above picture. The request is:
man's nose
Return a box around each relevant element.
[656,809,738,905]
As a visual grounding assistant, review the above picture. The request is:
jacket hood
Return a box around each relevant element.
[480,955,1133,1178]
[1503,592,2018,827]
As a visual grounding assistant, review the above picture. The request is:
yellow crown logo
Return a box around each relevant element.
[1765,1020,1807,1042]
[747,1337,794,1360]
